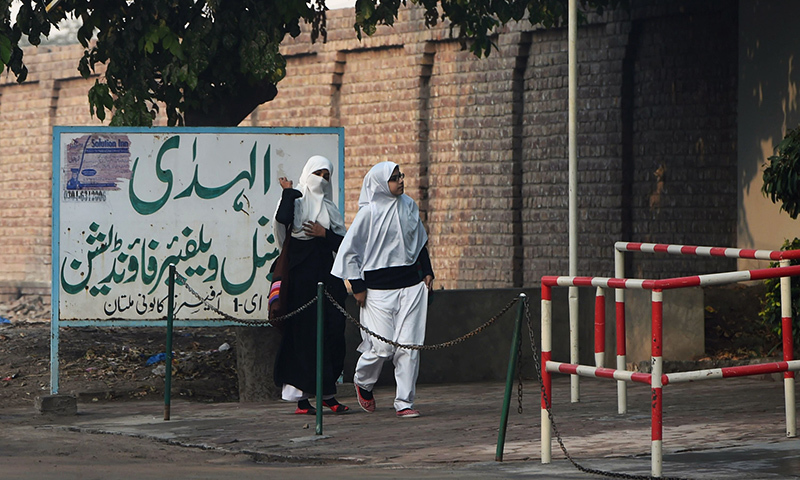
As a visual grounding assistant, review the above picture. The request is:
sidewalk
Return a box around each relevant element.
[7,375,800,479]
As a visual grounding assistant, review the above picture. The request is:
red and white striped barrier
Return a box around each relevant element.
[540,263,800,478]
[615,241,800,260]
[664,360,800,384]
[543,263,800,289]
[545,359,800,384]
[612,242,799,429]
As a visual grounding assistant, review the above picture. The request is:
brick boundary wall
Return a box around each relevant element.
[0,0,738,300]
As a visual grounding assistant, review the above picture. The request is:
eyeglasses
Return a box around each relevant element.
[388,173,405,182]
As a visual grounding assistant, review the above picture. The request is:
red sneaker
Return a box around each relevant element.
[396,408,420,418]
[354,385,376,413]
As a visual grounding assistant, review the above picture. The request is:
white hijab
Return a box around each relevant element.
[332,161,428,280]
[273,155,346,246]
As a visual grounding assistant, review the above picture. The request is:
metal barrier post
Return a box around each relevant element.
[650,289,663,477]
[594,287,605,368]
[780,259,797,437]
[569,286,580,402]
[316,282,324,435]
[541,285,553,464]
[164,264,176,421]
[495,293,525,461]
[614,248,627,414]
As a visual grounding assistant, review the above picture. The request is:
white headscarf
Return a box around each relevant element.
[332,161,428,280]
[273,155,346,246]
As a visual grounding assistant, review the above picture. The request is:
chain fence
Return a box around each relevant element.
[175,272,317,326]
[173,272,692,480]
[324,289,520,351]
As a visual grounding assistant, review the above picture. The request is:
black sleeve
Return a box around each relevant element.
[350,279,367,294]
[275,188,302,226]
[418,245,434,279]
[325,230,344,252]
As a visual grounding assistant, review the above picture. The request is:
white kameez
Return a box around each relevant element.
[353,281,428,411]
[274,155,346,247]
[331,162,427,281]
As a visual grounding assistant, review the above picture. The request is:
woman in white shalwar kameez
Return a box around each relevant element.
[332,161,434,418]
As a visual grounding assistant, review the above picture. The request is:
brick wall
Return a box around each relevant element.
[0,44,103,298]
[425,39,520,288]
[0,1,739,296]
[625,4,739,278]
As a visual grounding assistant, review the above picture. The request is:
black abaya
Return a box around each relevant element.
[272,189,347,396]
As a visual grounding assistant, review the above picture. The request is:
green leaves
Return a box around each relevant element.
[354,0,625,59]
[87,81,114,122]
[7,0,627,126]
[5,0,325,126]
[762,125,800,219]
[0,32,11,65]
[1,0,28,80]
[355,0,378,38]
[354,0,407,39]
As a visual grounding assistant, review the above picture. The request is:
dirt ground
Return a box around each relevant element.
[0,283,780,409]
[0,296,238,408]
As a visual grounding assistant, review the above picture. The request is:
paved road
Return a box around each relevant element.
[2,376,799,479]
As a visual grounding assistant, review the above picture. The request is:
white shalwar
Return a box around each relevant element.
[354,281,429,412]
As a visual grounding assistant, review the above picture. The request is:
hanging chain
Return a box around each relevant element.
[521,296,693,480]
[174,272,315,327]
[173,273,517,349]
[325,289,518,351]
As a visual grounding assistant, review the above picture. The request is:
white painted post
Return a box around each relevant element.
[541,287,553,464]
[567,0,580,405]
[780,259,796,437]
[615,249,627,414]
[569,288,580,402]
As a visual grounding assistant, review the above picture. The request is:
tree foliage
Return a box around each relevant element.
[3,0,328,126]
[354,0,624,57]
[761,128,800,352]
[2,0,623,127]
[763,125,800,219]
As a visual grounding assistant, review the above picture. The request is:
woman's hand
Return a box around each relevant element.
[302,221,326,238]
[354,290,366,308]
[423,275,434,291]
[279,177,293,189]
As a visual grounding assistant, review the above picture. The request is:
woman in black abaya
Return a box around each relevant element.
[272,155,349,414]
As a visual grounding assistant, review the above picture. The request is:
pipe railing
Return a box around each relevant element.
[541,263,800,478]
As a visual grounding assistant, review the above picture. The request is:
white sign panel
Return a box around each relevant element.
[52,126,344,325]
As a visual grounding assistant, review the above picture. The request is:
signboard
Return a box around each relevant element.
[52,126,344,326]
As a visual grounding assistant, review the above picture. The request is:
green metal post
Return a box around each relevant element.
[496,293,526,461]
[316,282,324,435]
[164,264,176,421]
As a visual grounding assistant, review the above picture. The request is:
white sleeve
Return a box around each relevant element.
[331,208,370,280]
